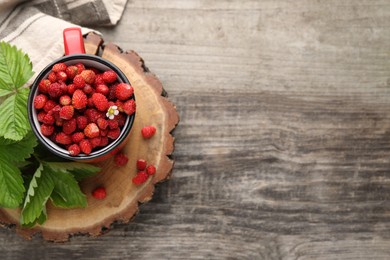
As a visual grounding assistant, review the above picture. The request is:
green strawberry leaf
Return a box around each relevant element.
[0,41,34,91]
[0,157,25,208]
[47,167,87,208]
[0,131,37,163]
[47,162,100,181]
[0,87,30,140]
[20,163,54,226]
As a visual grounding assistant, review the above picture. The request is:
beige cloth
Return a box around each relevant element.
[0,0,128,84]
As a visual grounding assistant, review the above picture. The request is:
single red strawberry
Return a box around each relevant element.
[65,65,78,79]
[99,136,109,146]
[136,159,147,171]
[55,132,72,145]
[79,139,92,154]
[114,153,128,166]
[80,69,95,84]
[96,118,108,130]
[108,119,119,129]
[33,94,48,109]
[141,126,156,139]
[59,105,74,120]
[42,114,55,125]
[102,70,117,83]
[55,117,64,127]
[89,137,102,148]
[92,187,106,199]
[85,108,104,123]
[71,132,85,143]
[107,84,117,100]
[115,113,127,127]
[84,123,100,138]
[76,115,88,129]
[115,83,134,101]
[48,72,57,83]
[132,171,149,185]
[146,165,156,175]
[73,74,85,88]
[94,74,105,86]
[43,100,57,112]
[72,89,87,109]
[95,84,109,96]
[115,100,124,112]
[87,97,94,108]
[63,118,77,134]
[48,82,63,99]
[123,99,136,115]
[56,71,67,82]
[107,128,120,140]
[40,124,54,136]
[37,111,47,122]
[75,63,85,73]
[67,83,76,95]
[92,93,109,112]
[59,95,71,106]
[38,79,51,93]
[68,144,81,156]
[100,128,108,137]
[52,62,67,72]
[83,84,94,95]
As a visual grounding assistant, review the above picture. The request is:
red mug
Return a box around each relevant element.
[28,28,135,162]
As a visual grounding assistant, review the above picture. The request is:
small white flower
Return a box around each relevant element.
[106,105,119,120]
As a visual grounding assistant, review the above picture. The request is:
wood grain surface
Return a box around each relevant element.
[2,0,390,259]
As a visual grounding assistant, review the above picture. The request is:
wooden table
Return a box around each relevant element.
[2,0,390,259]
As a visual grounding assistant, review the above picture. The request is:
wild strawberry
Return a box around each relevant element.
[55,132,72,145]
[33,94,48,109]
[56,71,67,82]
[83,84,93,95]
[123,99,136,115]
[79,139,92,155]
[92,93,109,112]
[102,70,117,83]
[59,105,74,120]
[89,136,101,148]
[115,83,133,101]
[85,108,104,123]
[80,69,95,84]
[40,124,54,136]
[72,89,87,109]
[76,115,88,130]
[42,114,55,125]
[115,100,124,112]
[146,165,156,175]
[141,126,156,139]
[114,153,128,166]
[132,171,149,185]
[107,85,117,100]
[49,105,61,116]
[48,82,63,99]
[67,83,76,95]
[99,136,109,146]
[115,113,127,127]
[43,100,57,113]
[87,97,94,108]
[96,118,108,130]
[94,74,105,86]
[100,128,108,137]
[107,128,120,139]
[59,95,71,106]
[68,144,81,156]
[84,123,100,138]
[71,132,85,143]
[63,118,77,134]
[55,118,64,127]
[37,111,47,122]
[65,65,78,79]
[136,159,147,171]
[108,119,119,129]
[75,63,85,74]
[96,84,109,96]
[92,187,106,199]
[38,79,51,93]
[52,62,67,72]
[48,71,57,82]
[73,74,85,88]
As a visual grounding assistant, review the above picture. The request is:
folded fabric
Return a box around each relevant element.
[0,0,128,84]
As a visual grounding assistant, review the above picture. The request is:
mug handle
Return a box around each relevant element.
[63,27,86,55]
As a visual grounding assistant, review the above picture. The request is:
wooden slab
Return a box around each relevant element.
[0,32,179,241]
